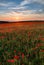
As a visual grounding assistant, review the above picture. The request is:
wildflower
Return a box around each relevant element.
[14,55,20,60]
[22,53,24,59]
[40,49,44,52]
[36,43,43,47]
[18,52,21,55]
[14,50,16,53]
[39,37,44,41]
[0,36,5,39]
[36,44,40,47]
[7,59,14,63]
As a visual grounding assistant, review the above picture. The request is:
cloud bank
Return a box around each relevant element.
[0,0,44,21]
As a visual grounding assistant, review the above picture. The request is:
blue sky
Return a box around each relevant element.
[0,0,44,21]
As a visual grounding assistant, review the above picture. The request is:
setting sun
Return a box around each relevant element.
[15,17,19,21]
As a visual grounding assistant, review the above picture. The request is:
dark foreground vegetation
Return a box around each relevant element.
[0,28,44,65]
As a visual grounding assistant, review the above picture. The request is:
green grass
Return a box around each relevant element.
[0,29,44,65]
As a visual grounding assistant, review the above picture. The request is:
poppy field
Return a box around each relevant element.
[0,22,44,65]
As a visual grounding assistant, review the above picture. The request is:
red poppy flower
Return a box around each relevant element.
[14,55,20,60]
[40,49,44,52]
[38,44,40,46]
[22,53,24,59]
[39,37,44,41]
[14,50,16,53]
[7,59,14,63]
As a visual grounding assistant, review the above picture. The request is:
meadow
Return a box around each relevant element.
[0,22,44,65]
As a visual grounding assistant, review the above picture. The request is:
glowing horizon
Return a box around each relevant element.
[0,0,44,21]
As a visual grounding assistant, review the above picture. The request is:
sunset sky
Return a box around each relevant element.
[0,0,44,21]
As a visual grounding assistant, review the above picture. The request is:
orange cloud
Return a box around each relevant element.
[0,13,44,21]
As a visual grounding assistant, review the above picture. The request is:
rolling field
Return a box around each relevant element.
[0,22,44,65]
